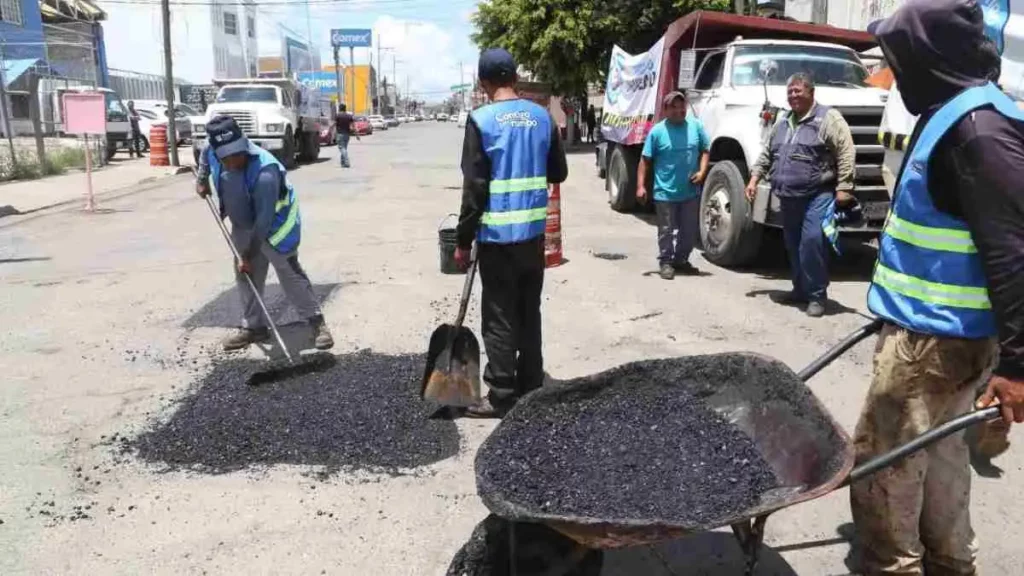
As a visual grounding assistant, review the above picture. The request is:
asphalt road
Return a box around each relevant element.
[1,121,1021,575]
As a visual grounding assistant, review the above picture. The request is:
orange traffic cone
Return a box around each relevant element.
[545,183,563,268]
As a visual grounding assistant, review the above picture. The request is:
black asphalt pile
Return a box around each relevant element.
[130,351,460,476]
[477,356,783,528]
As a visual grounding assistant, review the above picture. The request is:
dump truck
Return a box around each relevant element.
[596,11,888,267]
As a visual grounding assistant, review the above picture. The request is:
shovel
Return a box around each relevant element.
[422,245,482,407]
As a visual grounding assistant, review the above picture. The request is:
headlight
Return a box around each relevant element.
[264,123,284,133]
[194,124,206,134]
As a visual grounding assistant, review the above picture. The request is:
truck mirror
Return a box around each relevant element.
[759,59,779,81]
[678,50,697,90]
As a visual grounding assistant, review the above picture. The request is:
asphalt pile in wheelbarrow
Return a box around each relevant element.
[478,356,782,526]
[130,351,460,476]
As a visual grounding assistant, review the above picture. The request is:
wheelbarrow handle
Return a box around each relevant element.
[798,318,884,382]
[843,406,1002,486]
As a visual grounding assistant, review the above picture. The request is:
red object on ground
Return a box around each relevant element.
[149,124,168,167]
[545,183,563,268]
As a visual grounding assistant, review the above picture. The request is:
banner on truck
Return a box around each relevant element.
[600,37,665,146]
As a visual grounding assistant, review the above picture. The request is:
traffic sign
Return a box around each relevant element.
[450,83,473,90]
[331,29,373,48]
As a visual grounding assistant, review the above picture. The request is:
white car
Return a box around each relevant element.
[437,113,449,121]
[368,115,388,130]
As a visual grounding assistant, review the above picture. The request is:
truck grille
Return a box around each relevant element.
[835,106,889,228]
[217,110,256,135]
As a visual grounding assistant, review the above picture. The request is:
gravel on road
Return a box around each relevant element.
[129,351,460,476]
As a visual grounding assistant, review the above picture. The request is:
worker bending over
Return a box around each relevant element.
[455,48,568,418]
[852,1,1024,574]
[196,116,334,352]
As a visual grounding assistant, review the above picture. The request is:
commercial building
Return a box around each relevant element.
[322,64,377,115]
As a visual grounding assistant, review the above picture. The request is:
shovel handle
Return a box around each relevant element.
[453,244,478,329]
[843,406,1001,486]
[798,318,884,382]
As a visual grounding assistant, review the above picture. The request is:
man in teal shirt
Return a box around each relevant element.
[637,91,711,279]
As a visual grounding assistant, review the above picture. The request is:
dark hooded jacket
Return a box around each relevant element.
[876,0,1024,378]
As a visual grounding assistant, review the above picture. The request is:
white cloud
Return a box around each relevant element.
[372,16,477,103]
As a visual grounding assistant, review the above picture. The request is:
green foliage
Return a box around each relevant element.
[472,0,731,96]
[0,145,88,182]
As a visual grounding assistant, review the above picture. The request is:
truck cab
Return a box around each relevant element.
[192,79,321,168]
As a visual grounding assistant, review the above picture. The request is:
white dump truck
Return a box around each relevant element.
[192,78,322,168]
[596,11,889,267]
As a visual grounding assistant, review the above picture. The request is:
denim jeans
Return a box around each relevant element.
[655,198,699,265]
[337,132,351,167]
[780,191,832,302]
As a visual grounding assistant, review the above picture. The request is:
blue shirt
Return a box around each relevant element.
[641,117,710,202]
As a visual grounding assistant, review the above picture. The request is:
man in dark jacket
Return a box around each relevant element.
[851,1,1024,574]
[454,48,568,418]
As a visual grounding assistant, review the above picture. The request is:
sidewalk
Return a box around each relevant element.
[0,155,193,216]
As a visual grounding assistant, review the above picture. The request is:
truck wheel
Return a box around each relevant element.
[700,160,763,268]
[105,140,118,161]
[309,132,320,160]
[606,145,637,213]
[281,129,297,169]
[596,145,607,179]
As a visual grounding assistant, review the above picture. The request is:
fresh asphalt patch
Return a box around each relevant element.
[128,351,460,476]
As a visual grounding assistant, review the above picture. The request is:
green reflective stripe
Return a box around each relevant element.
[873,264,991,310]
[885,213,977,253]
[481,207,548,226]
[489,177,548,194]
[269,197,299,246]
[823,224,837,237]
[275,197,290,212]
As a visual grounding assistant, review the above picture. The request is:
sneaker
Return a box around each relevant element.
[465,397,508,419]
[311,317,335,350]
[771,291,809,306]
[806,301,826,318]
[222,327,270,351]
[659,263,675,280]
[673,261,701,276]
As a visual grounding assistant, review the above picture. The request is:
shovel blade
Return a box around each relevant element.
[422,324,481,407]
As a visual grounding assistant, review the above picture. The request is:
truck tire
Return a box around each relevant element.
[308,132,320,161]
[105,140,118,161]
[596,144,607,179]
[606,145,637,213]
[699,160,763,268]
[281,129,297,169]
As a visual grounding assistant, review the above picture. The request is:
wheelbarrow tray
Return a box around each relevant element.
[474,353,854,549]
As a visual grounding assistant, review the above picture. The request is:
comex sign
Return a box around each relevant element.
[298,72,338,91]
[331,29,372,48]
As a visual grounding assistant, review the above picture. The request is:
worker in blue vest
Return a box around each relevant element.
[454,48,568,418]
[852,2,1024,574]
[196,116,334,352]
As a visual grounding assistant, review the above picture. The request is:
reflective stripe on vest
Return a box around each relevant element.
[269,192,299,249]
[471,99,553,244]
[866,82,1024,338]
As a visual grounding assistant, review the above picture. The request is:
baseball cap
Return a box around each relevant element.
[478,48,517,83]
[663,90,687,105]
[206,115,249,159]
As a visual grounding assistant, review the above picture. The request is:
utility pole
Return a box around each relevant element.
[349,46,356,113]
[376,34,381,115]
[459,60,464,110]
[161,0,179,166]
[392,53,397,114]
[333,45,343,112]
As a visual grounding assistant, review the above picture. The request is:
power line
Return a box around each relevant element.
[97,0,471,6]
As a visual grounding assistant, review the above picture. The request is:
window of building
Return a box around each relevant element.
[247,16,255,38]
[9,93,30,119]
[224,12,237,35]
[0,0,23,25]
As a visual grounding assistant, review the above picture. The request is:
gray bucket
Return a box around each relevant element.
[438,214,463,275]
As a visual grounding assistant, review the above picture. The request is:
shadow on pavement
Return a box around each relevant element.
[604,531,799,575]
[749,237,878,284]
[744,289,861,318]
[182,282,346,329]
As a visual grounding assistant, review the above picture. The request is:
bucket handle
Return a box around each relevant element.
[438,213,459,232]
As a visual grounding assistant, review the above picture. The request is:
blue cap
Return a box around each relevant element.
[478,48,517,83]
[206,115,249,159]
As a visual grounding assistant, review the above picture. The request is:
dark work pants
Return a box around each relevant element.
[780,191,832,302]
[478,237,545,407]
[130,128,145,157]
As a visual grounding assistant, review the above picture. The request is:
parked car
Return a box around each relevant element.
[319,121,336,145]
[437,113,449,121]
[369,115,388,130]
[353,115,373,135]
[134,101,193,144]
[386,116,400,127]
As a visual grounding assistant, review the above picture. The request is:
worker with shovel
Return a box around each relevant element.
[454,48,568,418]
[853,1,1024,574]
[196,115,334,352]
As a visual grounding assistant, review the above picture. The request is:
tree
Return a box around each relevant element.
[472,0,731,97]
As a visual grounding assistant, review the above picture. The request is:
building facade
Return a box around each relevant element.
[785,0,905,29]
[322,64,376,115]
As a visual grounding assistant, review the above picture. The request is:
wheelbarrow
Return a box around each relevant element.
[471,318,1006,575]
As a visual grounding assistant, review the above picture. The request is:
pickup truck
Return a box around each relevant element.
[596,11,889,267]
[191,78,322,168]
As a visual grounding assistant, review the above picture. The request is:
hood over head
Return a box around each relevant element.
[870,0,1001,115]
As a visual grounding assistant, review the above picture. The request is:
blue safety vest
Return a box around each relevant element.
[208,144,301,254]
[867,82,1024,338]
[471,99,553,244]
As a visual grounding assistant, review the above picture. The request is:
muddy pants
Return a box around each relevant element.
[478,237,545,408]
[655,198,699,266]
[232,233,321,329]
[851,323,997,576]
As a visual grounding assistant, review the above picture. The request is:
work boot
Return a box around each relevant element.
[310,316,334,350]
[659,263,675,280]
[221,327,270,351]
[806,301,826,318]
[465,397,508,419]
[673,261,701,276]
